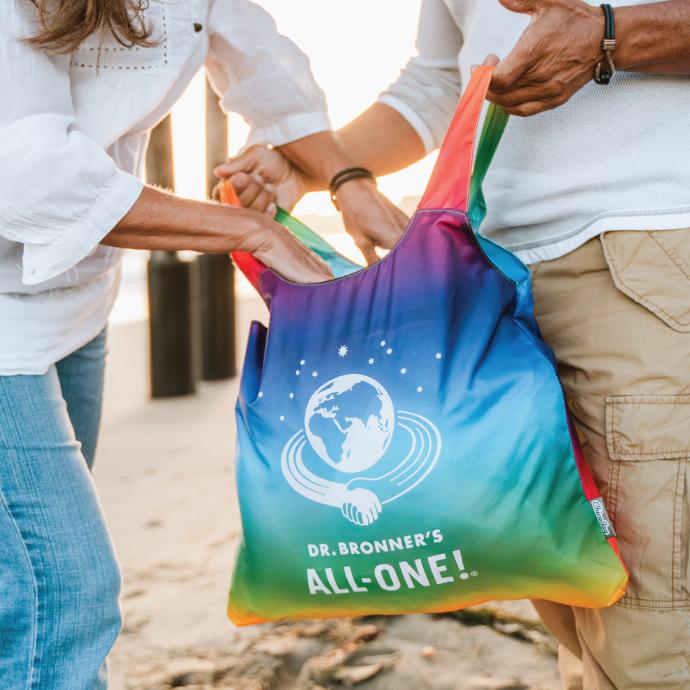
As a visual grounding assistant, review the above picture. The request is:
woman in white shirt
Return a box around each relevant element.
[0,1,405,687]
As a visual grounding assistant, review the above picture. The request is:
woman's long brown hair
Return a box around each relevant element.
[27,0,154,54]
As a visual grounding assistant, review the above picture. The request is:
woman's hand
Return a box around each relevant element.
[244,216,334,283]
[103,185,333,284]
[215,145,312,213]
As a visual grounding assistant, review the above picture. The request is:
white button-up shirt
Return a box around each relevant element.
[0,0,330,374]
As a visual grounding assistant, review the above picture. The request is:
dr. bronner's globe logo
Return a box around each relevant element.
[281,374,441,527]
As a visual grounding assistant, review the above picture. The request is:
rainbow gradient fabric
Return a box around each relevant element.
[224,67,628,626]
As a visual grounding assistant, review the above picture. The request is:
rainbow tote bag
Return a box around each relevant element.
[223,66,628,626]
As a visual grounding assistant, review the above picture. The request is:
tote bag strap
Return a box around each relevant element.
[220,180,361,290]
[467,102,510,229]
[418,65,505,216]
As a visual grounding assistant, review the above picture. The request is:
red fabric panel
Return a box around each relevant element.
[220,180,266,290]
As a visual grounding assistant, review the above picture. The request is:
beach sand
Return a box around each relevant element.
[96,298,560,689]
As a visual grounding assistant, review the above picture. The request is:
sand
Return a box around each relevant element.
[95,298,560,690]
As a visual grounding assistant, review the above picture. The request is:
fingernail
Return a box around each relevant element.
[267,203,277,217]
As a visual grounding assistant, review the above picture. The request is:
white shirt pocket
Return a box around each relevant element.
[70,0,169,72]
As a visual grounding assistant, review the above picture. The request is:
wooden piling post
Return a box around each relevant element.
[198,75,237,381]
[146,114,196,398]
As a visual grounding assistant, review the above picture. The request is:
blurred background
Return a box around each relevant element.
[101,2,559,688]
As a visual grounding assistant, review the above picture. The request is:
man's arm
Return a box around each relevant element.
[285,108,426,183]
[616,1,690,72]
[489,0,690,117]
[215,0,462,215]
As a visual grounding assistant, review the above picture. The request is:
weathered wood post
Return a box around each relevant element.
[146,114,196,398]
[197,76,237,381]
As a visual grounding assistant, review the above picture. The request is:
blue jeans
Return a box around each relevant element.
[0,330,120,690]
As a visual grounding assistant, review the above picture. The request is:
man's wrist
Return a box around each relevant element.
[277,131,359,190]
[331,175,377,207]
[606,2,690,73]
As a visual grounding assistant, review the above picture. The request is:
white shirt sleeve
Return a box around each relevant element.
[378,0,463,154]
[0,7,143,286]
[205,0,331,147]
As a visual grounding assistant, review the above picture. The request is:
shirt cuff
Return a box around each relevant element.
[22,172,144,285]
[378,94,437,155]
[245,111,332,148]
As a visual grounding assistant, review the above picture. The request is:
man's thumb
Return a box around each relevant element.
[471,54,500,76]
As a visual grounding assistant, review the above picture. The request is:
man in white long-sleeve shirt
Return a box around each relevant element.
[221,1,690,687]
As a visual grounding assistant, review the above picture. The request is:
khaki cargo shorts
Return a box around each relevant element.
[528,229,690,690]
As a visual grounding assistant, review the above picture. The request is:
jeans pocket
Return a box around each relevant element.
[606,395,690,610]
[600,229,690,333]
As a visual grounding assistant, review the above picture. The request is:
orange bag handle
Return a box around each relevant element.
[418,65,494,213]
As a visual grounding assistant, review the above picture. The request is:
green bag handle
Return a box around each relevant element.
[467,103,510,230]
[273,208,361,278]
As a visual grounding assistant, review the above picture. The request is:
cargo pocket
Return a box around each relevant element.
[606,396,690,610]
[601,230,690,332]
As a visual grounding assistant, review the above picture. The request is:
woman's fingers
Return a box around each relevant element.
[255,225,333,284]
[247,187,275,214]
[231,172,277,213]
[214,144,292,185]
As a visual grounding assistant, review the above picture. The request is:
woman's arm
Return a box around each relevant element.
[0,4,330,286]
[103,186,332,283]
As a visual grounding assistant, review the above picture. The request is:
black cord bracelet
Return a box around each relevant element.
[594,3,616,85]
[329,167,376,210]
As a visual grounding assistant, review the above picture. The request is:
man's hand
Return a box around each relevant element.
[334,178,408,265]
[488,0,603,116]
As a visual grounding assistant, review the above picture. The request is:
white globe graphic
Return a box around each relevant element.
[304,374,395,474]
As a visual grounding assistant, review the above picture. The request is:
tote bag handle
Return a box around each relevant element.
[418,65,507,220]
